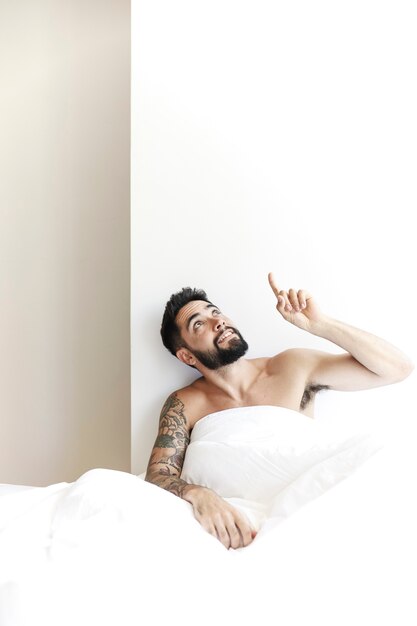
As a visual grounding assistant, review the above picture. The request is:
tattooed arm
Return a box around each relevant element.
[145,392,256,550]
[145,392,194,498]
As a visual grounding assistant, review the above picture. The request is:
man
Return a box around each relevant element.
[145,273,413,550]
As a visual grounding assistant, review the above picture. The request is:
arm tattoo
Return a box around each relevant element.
[146,394,192,498]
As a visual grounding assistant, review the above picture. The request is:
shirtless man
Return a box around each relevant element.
[145,273,413,549]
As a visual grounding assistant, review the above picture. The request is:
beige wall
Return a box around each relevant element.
[0,1,131,485]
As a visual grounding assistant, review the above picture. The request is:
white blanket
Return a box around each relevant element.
[181,405,384,532]
[0,407,416,626]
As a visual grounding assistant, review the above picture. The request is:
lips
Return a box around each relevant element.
[217,329,235,345]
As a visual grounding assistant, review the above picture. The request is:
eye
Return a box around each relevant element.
[212,309,221,316]
[194,320,204,330]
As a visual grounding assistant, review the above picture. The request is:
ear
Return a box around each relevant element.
[176,348,197,367]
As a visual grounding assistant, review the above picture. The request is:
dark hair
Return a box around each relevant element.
[161,287,212,357]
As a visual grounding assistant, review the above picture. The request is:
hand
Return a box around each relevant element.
[184,486,256,550]
[268,272,324,332]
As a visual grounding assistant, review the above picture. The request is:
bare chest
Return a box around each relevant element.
[190,368,310,427]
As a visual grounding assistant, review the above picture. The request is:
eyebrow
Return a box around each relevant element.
[186,303,217,332]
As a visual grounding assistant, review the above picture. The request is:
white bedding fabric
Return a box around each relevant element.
[0,407,416,626]
[0,485,36,496]
[181,405,384,531]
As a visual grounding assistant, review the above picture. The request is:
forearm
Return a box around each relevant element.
[145,470,204,501]
[146,463,255,549]
[310,316,413,380]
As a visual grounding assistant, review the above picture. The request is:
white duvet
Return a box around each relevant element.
[181,405,384,532]
[1,406,416,626]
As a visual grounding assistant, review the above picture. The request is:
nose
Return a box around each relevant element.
[214,317,226,332]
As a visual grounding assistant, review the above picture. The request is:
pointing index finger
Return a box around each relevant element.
[268,272,280,298]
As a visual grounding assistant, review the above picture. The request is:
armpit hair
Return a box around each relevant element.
[300,383,330,410]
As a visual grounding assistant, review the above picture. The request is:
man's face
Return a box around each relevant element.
[175,300,248,370]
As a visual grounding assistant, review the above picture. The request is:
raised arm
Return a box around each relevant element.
[268,273,414,391]
[145,392,256,549]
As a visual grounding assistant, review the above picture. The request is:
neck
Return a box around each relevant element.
[197,358,260,402]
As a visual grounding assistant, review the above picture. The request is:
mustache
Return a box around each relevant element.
[215,326,239,346]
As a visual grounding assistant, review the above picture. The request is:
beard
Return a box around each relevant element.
[189,327,249,370]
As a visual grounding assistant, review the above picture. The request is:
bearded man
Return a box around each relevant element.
[145,273,413,549]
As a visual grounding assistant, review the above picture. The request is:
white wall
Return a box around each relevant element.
[132,0,416,474]
[0,1,131,486]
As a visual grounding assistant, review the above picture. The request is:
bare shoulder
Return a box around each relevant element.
[267,348,320,370]
[267,348,335,383]
[162,380,207,430]
[267,349,332,416]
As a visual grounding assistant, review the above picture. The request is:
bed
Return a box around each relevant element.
[1,406,416,626]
